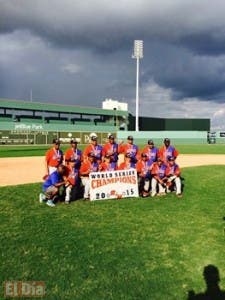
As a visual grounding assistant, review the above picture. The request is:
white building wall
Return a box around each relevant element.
[102,99,128,111]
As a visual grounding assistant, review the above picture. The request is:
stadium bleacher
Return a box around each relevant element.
[0,98,128,144]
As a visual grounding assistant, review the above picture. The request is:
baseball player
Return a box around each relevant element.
[64,159,78,204]
[64,139,82,172]
[45,138,64,175]
[79,152,99,199]
[150,157,168,197]
[102,134,119,163]
[165,156,182,197]
[158,138,179,163]
[141,140,159,162]
[83,134,103,163]
[99,154,117,171]
[117,153,136,170]
[40,164,67,207]
[119,135,139,164]
[136,153,153,197]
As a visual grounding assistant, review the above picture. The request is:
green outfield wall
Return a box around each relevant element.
[117,131,208,144]
[1,120,225,145]
[128,115,210,131]
[0,122,116,145]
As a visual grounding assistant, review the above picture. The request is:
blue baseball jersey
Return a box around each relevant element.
[43,171,63,191]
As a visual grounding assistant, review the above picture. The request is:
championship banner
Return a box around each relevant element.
[89,169,139,201]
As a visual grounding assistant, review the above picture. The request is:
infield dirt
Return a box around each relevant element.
[1,154,225,186]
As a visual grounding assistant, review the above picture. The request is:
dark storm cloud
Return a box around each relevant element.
[141,40,225,102]
[1,0,225,55]
[1,0,225,111]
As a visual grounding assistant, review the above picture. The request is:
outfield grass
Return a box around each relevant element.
[0,143,225,157]
[0,166,225,300]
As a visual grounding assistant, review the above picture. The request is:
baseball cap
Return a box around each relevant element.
[88,152,95,157]
[70,139,78,144]
[148,139,154,145]
[91,136,97,141]
[141,153,148,157]
[53,138,60,145]
[168,156,175,161]
[127,135,133,140]
[164,138,170,143]
[108,134,115,139]
[68,158,76,162]
[90,132,97,138]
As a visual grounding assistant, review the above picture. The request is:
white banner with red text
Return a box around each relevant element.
[89,169,139,201]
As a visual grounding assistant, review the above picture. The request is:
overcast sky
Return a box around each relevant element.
[1,0,225,129]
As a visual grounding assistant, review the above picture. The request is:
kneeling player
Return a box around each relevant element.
[79,153,99,200]
[166,156,182,197]
[150,157,167,197]
[136,153,153,197]
[99,154,117,171]
[117,153,136,170]
[39,164,67,207]
[65,159,79,204]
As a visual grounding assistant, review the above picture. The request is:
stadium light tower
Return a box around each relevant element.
[132,40,143,132]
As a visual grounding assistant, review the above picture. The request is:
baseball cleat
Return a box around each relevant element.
[46,200,56,207]
[39,193,46,203]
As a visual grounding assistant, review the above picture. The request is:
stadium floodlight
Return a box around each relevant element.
[132,40,143,132]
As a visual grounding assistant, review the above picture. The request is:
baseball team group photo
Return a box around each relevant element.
[1,1,225,299]
[41,134,183,207]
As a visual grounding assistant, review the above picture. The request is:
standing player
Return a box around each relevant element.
[83,134,103,163]
[45,139,63,175]
[102,134,119,163]
[64,139,82,172]
[136,153,153,197]
[150,157,168,197]
[158,138,179,163]
[141,140,159,162]
[119,135,139,164]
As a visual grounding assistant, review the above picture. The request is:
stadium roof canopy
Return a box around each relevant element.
[0,98,128,117]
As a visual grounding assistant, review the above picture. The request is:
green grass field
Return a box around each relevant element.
[0,143,225,157]
[0,165,225,300]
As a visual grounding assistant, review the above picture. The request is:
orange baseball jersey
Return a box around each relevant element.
[119,143,138,161]
[65,165,76,186]
[158,146,179,162]
[136,160,153,177]
[142,146,159,162]
[83,144,103,160]
[102,142,119,162]
[45,148,63,167]
[65,148,82,162]
[151,162,167,179]
[79,160,99,175]
[99,161,117,171]
[117,161,136,170]
[166,164,181,177]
